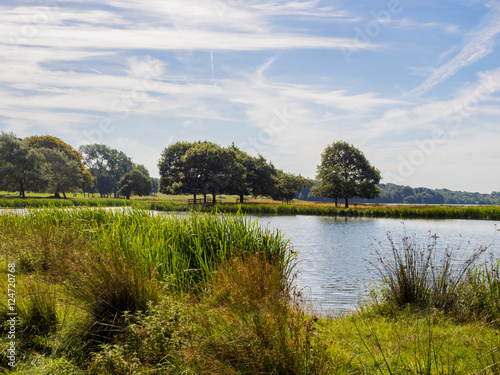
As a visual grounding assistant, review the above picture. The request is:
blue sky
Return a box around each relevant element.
[1,0,500,193]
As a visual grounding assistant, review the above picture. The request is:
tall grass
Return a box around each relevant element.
[458,257,500,324]
[370,234,487,312]
[0,206,293,291]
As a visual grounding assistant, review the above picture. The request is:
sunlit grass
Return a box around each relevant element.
[2,207,500,373]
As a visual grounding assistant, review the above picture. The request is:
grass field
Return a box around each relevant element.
[2,207,500,373]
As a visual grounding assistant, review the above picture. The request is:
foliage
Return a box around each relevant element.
[0,132,50,198]
[158,141,197,196]
[25,135,93,191]
[159,141,279,203]
[117,169,152,199]
[78,144,134,198]
[315,141,381,207]
[272,171,312,204]
[182,141,242,202]
[4,208,500,373]
[38,149,85,198]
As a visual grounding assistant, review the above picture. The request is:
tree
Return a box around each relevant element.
[79,144,134,198]
[25,135,93,193]
[134,164,150,178]
[158,141,242,203]
[117,170,152,200]
[0,132,50,198]
[224,145,253,203]
[158,141,196,197]
[315,141,380,208]
[182,142,240,203]
[272,171,311,204]
[245,154,277,201]
[39,148,84,198]
[151,178,159,195]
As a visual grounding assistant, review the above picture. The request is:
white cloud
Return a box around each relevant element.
[404,4,500,97]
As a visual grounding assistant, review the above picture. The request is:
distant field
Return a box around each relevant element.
[2,191,500,220]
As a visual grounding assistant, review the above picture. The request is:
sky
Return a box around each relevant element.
[1,0,500,193]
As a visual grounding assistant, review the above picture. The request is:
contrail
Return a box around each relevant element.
[211,51,214,77]
[403,3,500,98]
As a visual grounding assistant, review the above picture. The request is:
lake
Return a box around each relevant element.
[252,215,500,315]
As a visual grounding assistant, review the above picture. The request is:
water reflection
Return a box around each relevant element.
[253,215,500,316]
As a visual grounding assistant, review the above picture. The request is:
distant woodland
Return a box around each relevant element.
[298,183,500,205]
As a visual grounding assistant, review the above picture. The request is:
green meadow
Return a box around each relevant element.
[1,207,500,374]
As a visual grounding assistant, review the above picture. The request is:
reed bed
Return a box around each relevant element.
[3,197,500,220]
[211,203,500,220]
[0,206,293,291]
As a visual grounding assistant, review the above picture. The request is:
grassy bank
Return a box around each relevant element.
[3,195,500,221]
[1,207,500,373]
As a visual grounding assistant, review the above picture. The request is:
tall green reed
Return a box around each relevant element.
[1,206,293,292]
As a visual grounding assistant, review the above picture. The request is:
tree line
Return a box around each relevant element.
[1,132,383,205]
[157,141,311,203]
[0,133,154,199]
[299,183,500,206]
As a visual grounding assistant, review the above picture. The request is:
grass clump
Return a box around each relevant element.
[370,233,486,313]
[188,254,331,375]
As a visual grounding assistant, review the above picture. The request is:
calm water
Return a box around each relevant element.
[252,215,500,315]
[4,208,499,315]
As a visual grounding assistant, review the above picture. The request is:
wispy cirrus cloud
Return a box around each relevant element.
[404,2,500,97]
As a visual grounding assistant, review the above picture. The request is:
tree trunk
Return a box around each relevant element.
[62,191,67,199]
[240,194,244,203]
[212,193,216,204]
[193,193,197,204]
[20,184,25,199]
[334,197,338,207]
[203,194,207,204]
[54,192,61,199]
[345,197,349,208]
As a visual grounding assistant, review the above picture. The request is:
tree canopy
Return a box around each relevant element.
[0,132,50,198]
[26,135,93,197]
[158,141,279,203]
[315,141,380,207]
[271,171,311,204]
[118,169,152,200]
[79,144,137,198]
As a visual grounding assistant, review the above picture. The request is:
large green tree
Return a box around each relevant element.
[117,169,152,200]
[181,142,241,204]
[158,141,197,197]
[25,135,93,192]
[0,132,50,198]
[38,148,84,198]
[315,141,380,208]
[79,144,134,198]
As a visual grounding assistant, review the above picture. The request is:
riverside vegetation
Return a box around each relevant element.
[2,207,500,373]
[2,195,500,220]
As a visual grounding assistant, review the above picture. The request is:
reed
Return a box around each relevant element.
[370,234,487,312]
[0,206,293,292]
